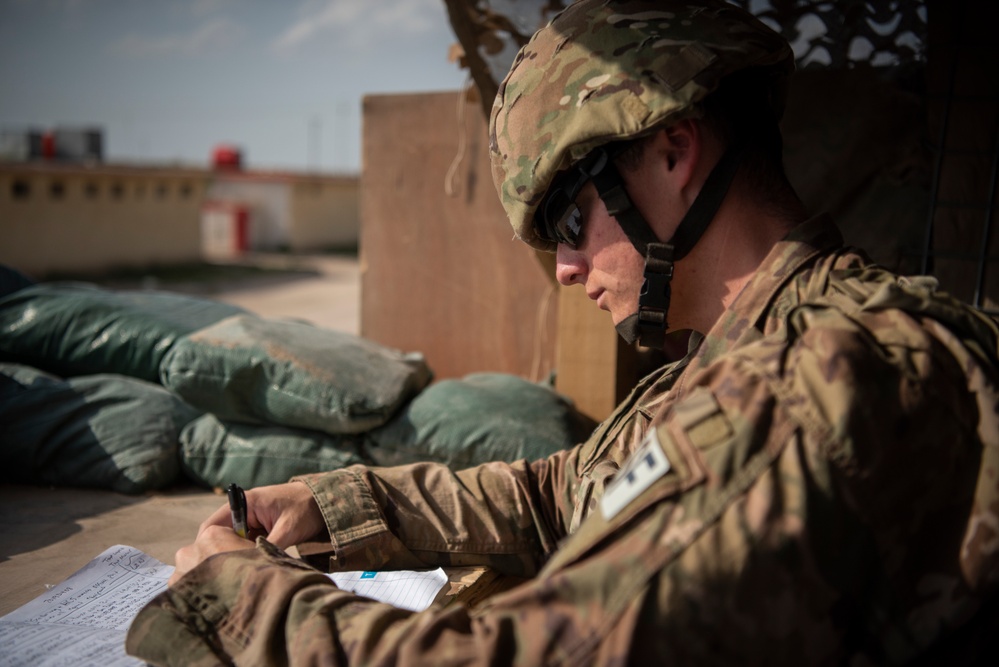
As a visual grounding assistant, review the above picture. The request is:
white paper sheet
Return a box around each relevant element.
[0,544,448,666]
[330,567,449,611]
[0,545,171,667]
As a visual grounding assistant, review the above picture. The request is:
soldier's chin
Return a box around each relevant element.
[612,311,641,345]
[610,303,638,326]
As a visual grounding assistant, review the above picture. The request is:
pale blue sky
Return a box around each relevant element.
[0,0,468,173]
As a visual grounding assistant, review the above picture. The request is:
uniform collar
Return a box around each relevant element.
[694,214,844,366]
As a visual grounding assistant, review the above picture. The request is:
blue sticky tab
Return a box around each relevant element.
[360,571,377,579]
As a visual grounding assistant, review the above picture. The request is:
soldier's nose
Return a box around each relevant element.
[555,244,587,286]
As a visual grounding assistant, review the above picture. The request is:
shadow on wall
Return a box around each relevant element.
[782,67,931,275]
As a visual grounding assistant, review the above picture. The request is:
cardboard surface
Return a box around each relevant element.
[360,91,558,383]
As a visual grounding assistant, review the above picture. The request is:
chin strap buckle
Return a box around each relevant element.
[634,242,674,349]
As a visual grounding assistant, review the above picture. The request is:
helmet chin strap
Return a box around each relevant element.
[590,142,745,348]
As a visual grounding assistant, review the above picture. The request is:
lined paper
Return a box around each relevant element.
[0,545,170,667]
[0,545,449,666]
[330,568,448,611]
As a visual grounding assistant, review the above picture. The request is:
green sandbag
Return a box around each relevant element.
[0,264,34,298]
[363,373,598,469]
[0,283,248,382]
[180,414,369,489]
[161,315,433,435]
[0,363,201,494]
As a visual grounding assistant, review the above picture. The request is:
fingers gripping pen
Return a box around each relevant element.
[227,483,248,538]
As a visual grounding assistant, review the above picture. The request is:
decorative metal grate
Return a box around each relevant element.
[444,0,928,101]
[732,0,927,70]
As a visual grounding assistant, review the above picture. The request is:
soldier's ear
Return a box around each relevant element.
[660,120,701,190]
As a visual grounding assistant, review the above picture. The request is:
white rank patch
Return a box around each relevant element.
[600,428,672,520]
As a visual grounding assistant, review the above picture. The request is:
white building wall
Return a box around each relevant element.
[205,178,291,250]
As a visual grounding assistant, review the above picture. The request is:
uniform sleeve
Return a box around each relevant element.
[292,452,579,577]
[287,367,668,577]
[124,535,656,667]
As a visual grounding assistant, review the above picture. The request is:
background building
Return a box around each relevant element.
[0,131,359,279]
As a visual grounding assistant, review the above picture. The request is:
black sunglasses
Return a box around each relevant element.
[534,148,613,248]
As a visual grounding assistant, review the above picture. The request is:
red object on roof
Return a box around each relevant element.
[41,132,56,160]
[212,145,243,171]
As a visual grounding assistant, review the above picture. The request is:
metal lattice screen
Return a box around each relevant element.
[444,1,929,108]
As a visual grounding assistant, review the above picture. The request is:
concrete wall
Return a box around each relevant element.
[289,177,359,251]
[200,173,360,252]
[0,162,360,279]
[0,164,207,278]
[205,177,290,250]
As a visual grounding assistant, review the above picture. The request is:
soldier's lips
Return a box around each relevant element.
[589,289,609,311]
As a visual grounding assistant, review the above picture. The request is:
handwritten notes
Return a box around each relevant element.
[0,545,171,667]
[0,545,449,665]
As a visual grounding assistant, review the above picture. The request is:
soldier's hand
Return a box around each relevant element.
[197,480,326,550]
[170,525,250,585]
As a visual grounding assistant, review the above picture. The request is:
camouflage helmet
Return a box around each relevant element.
[489,0,795,252]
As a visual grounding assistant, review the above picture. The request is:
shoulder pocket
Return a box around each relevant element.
[672,386,734,451]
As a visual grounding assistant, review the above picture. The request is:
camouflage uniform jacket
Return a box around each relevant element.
[128,215,999,666]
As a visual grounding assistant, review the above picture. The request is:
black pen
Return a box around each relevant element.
[227,483,248,538]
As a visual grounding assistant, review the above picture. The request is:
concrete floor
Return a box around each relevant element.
[0,253,360,616]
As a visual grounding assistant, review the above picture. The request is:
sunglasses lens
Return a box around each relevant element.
[556,205,583,246]
[538,190,583,247]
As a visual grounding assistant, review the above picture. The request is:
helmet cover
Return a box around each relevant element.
[488,0,794,251]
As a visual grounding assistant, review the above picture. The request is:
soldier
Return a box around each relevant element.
[128,0,999,664]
